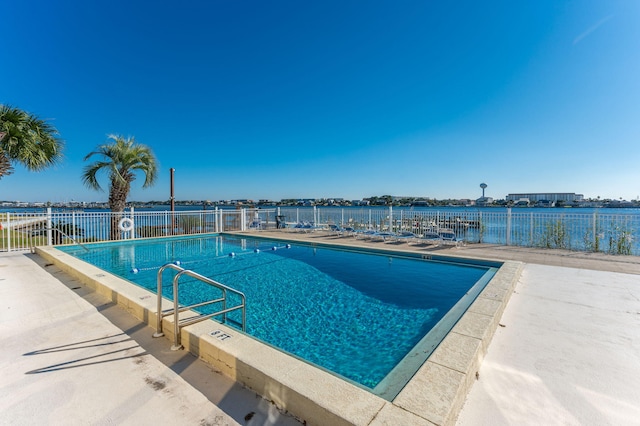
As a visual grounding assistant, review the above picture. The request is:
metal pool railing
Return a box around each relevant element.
[1,207,639,255]
[154,262,246,351]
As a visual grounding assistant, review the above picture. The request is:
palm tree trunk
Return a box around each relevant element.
[109,179,130,240]
[109,215,121,240]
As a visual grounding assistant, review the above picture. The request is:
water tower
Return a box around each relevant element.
[480,183,487,198]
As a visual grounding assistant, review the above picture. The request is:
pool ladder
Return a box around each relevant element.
[152,263,246,350]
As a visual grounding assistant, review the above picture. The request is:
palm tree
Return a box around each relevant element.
[0,104,64,179]
[82,134,158,239]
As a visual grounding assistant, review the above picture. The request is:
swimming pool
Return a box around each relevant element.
[57,233,498,400]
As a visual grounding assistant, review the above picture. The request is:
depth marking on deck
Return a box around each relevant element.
[210,329,232,341]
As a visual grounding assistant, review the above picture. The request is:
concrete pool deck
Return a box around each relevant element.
[1,233,639,425]
[0,250,302,426]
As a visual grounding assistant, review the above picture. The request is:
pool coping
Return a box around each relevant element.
[36,236,522,426]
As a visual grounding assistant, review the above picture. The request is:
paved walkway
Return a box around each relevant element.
[456,263,640,425]
[2,237,640,425]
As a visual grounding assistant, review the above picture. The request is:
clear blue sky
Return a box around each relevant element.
[2,0,639,203]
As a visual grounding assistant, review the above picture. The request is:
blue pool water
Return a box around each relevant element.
[57,234,498,398]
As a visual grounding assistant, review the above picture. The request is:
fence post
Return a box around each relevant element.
[506,208,512,246]
[592,211,597,250]
[130,207,135,239]
[1,213,4,251]
[6,212,11,252]
[530,212,534,246]
[72,211,77,243]
[389,206,393,232]
[161,210,166,236]
[46,207,53,246]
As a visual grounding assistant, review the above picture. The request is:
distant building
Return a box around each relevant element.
[506,193,583,203]
[475,197,493,206]
[535,199,554,208]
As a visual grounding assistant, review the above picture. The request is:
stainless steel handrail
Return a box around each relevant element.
[153,263,246,351]
[44,227,90,251]
[153,263,185,337]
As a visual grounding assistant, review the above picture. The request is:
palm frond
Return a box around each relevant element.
[82,134,158,208]
[0,104,64,172]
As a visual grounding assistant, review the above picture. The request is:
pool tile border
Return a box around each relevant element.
[36,240,522,426]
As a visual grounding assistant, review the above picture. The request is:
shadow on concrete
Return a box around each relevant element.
[28,253,302,426]
[25,347,148,374]
[24,332,132,355]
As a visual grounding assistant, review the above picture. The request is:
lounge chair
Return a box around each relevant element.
[328,224,354,237]
[328,224,342,236]
[393,231,418,244]
[439,229,463,246]
[294,221,322,233]
[343,226,355,236]
[370,231,396,242]
[417,231,442,246]
[354,229,377,240]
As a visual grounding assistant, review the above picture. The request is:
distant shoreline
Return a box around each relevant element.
[2,205,639,214]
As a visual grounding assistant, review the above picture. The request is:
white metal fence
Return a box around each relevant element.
[1,207,638,255]
[282,207,638,255]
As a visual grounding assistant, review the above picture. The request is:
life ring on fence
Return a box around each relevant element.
[118,217,134,232]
